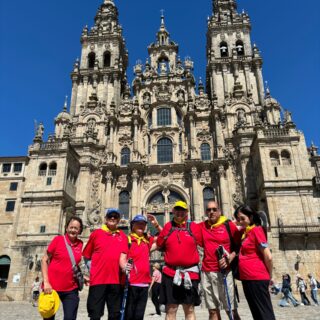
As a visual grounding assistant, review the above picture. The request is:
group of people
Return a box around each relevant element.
[39,200,280,320]
[279,273,319,307]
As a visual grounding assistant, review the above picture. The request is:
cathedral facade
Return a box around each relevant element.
[1,0,320,301]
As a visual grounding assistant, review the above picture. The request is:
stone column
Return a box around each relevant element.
[103,75,109,107]
[133,120,138,151]
[131,169,139,215]
[218,165,229,215]
[214,114,224,157]
[70,77,79,116]
[105,171,113,208]
[114,74,120,106]
[222,64,229,98]
[191,167,201,221]
[152,108,157,128]
[254,63,265,105]
[189,115,197,159]
[83,76,89,103]
[244,63,251,96]
[109,121,114,153]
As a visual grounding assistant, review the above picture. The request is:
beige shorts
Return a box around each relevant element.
[201,271,237,311]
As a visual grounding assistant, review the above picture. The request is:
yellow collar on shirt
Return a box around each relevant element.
[242,224,256,240]
[208,215,227,229]
[130,233,149,245]
[101,224,120,234]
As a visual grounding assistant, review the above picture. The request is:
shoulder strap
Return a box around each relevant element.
[127,235,132,249]
[64,236,76,267]
[224,220,238,253]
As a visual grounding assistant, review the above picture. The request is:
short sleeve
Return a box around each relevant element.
[82,231,96,259]
[120,232,129,254]
[190,222,202,246]
[47,236,60,255]
[229,221,242,248]
[254,226,268,248]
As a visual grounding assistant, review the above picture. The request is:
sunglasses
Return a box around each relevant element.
[107,215,119,219]
[206,207,219,212]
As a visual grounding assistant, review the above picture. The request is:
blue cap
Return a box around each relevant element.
[131,214,148,224]
[105,208,121,217]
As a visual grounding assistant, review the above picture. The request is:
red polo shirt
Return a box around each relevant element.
[127,235,154,284]
[239,226,270,281]
[47,235,83,292]
[83,229,128,286]
[199,220,241,272]
[156,221,201,280]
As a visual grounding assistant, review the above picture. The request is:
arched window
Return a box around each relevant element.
[220,42,229,57]
[236,40,245,56]
[157,108,171,126]
[119,191,130,220]
[38,163,47,176]
[157,138,173,163]
[48,162,57,176]
[281,150,291,165]
[88,52,96,69]
[203,187,214,211]
[201,143,211,161]
[121,148,130,166]
[270,151,280,166]
[103,51,111,67]
[148,135,151,155]
[177,111,182,126]
[0,255,11,289]
[179,134,183,153]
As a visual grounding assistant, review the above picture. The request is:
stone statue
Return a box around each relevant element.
[284,109,292,123]
[35,122,44,139]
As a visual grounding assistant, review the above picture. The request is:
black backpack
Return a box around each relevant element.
[163,220,197,245]
[224,220,240,280]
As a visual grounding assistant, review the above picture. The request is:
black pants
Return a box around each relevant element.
[300,291,311,305]
[242,280,276,320]
[45,289,79,320]
[87,284,121,320]
[125,286,149,320]
[151,283,161,315]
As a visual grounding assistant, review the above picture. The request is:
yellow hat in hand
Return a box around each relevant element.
[38,290,60,319]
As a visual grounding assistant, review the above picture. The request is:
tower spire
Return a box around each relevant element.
[213,0,237,20]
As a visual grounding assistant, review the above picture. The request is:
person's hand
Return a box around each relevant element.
[43,281,52,294]
[84,275,90,286]
[123,261,133,274]
[219,257,229,270]
[147,214,158,225]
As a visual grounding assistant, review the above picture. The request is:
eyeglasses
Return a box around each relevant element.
[107,215,119,220]
[206,207,219,212]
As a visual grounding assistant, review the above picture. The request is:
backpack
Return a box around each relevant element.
[317,280,320,289]
[224,220,240,280]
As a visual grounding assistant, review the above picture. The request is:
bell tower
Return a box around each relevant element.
[70,0,128,117]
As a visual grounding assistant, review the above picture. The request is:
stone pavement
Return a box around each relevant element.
[0,286,319,319]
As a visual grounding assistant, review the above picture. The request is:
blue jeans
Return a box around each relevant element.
[283,288,299,306]
[45,289,79,320]
[311,289,319,305]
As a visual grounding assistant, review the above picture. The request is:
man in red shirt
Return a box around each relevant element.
[199,200,241,320]
[83,208,128,320]
[156,201,201,320]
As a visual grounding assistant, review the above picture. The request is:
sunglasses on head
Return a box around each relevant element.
[206,207,219,212]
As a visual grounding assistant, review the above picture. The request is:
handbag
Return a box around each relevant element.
[64,236,84,291]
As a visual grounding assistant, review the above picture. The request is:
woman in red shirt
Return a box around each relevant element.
[234,205,275,320]
[41,216,83,320]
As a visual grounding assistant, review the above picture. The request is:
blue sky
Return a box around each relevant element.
[0,0,319,156]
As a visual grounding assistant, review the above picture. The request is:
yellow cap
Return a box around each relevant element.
[173,200,188,210]
[38,290,60,319]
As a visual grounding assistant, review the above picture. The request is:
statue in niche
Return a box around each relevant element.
[237,109,246,126]
[177,90,185,102]
[143,92,151,104]
[160,62,167,74]
[87,118,96,133]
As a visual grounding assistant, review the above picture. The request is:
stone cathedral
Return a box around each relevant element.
[0,0,319,300]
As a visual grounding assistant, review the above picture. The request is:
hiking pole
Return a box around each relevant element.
[120,258,133,320]
[217,246,234,320]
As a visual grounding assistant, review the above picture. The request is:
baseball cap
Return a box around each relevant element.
[38,290,60,318]
[105,208,121,217]
[130,214,148,229]
[173,200,188,210]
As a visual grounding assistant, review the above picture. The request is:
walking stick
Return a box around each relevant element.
[120,258,133,320]
[217,246,234,320]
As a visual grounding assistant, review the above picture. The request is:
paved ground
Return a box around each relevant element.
[0,286,319,319]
